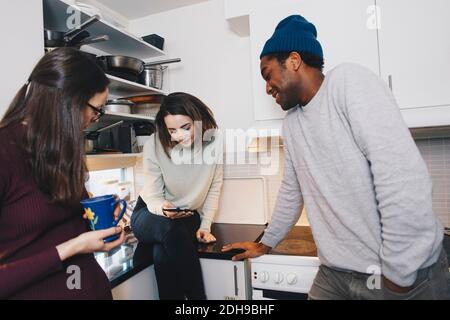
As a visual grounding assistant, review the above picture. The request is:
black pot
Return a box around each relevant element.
[97,55,145,79]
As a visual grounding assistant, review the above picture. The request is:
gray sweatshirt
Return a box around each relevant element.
[261,63,444,287]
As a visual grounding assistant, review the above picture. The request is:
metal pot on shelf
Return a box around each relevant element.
[104,99,135,114]
[124,94,165,118]
[138,58,181,89]
[97,56,181,87]
[139,65,167,89]
[96,55,145,82]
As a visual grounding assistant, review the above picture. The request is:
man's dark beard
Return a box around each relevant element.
[279,84,301,111]
[280,101,300,111]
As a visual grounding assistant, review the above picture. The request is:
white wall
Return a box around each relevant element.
[130,0,255,130]
[0,0,44,118]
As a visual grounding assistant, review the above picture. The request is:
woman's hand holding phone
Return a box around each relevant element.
[162,200,193,219]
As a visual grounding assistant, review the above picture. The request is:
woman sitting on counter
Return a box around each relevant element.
[131,92,223,300]
[0,48,125,299]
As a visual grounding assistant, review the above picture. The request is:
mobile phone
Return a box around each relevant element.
[163,208,192,213]
[163,208,194,217]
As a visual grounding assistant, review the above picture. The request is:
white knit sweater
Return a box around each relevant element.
[139,132,223,231]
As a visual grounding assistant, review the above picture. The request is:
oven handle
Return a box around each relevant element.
[253,288,309,300]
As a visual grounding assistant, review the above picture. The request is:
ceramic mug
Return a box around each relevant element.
[80,195,126,242]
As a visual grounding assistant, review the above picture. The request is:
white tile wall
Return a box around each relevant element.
[415,138,450,228]
[223,150,284,215]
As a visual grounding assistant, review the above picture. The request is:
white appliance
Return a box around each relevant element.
[251,255,320,300]
[250,226,320,300]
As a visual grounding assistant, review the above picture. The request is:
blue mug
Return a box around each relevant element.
[80,195,126,242]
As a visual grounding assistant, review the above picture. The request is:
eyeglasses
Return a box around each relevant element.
[87,103,105,121]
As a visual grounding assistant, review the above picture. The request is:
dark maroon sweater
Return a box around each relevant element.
[0,123,112,299]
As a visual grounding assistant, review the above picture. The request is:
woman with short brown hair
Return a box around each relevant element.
[131,92,223,300]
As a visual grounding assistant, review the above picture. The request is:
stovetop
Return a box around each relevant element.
[268,226,317,257]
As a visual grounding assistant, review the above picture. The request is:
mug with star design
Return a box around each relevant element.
[80,195,127,242]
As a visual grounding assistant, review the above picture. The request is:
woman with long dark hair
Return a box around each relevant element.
[131,92,223,300]
[0,48,124,299]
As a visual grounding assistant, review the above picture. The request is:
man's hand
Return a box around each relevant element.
[382,276,414,294]
[222,242,271,261]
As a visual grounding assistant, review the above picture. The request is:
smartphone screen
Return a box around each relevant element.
[163,208,194,217]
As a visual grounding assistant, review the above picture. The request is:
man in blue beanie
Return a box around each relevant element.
[223,15,449,300]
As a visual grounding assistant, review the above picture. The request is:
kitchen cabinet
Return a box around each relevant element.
[377,0,450,110]
[250,0,379,121]
[197,224,267,300]
[377,0,450,127]
[112,265,160,300]
[200,259,251,300]
[249,0,450,127]
[108,253,251,300]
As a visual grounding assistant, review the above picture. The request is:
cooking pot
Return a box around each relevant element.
[105,99,135,114]
[97,56,181,84]
[97,55,144,81]
[44,14,101,48]
[124,94,165,104]
[124,94,165,118]
[139,65,167,89]
[138,58,181,88]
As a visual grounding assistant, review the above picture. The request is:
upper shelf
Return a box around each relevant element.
[107,74,167,97]
[43,0,166,60]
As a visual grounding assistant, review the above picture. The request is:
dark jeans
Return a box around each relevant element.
[131,199,206,300]
[309,247,450,300]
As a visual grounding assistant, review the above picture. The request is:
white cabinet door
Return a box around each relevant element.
[200,259,250,300]
[377,0,450,109]
[250,0,379,120]
[112,265,160,300]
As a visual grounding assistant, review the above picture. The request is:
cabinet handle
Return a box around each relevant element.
[233,265,238,296]
[388,75,393,91]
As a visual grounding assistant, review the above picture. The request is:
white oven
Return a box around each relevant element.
[250,255,320,300]
[215,178,320,300]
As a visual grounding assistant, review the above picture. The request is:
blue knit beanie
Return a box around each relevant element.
[260,15,323,60]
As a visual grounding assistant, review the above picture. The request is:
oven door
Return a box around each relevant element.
[252,288,309,300]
